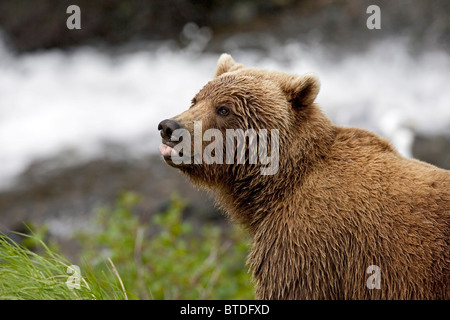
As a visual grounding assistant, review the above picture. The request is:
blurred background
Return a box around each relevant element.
[0,0,449,298]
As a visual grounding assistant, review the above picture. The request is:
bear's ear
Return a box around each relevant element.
[215,53,243,77]
[281,73,320,108]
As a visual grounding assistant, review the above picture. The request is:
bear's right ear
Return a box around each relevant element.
[215,53,243,77]
[281,73,320,108]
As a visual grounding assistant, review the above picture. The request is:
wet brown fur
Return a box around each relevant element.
[161,54,450,299]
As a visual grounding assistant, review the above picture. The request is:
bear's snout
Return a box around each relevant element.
[158,119,182,140]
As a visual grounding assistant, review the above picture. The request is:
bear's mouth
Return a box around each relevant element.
[159,141,178,158]
[159,139,183,157]
[159,139,193,166]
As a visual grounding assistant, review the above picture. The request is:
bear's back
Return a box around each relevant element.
[291,126,450,299]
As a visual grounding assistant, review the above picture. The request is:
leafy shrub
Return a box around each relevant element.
[77,192,254,299]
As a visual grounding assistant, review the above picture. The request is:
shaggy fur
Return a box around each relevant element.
[159,54,449,299]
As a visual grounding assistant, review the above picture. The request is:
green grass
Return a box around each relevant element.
[0,192,254,300]
[0,233,127,300]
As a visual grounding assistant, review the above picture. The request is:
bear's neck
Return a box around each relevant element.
[217,105,337,234]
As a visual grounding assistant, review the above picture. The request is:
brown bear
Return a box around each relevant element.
[158,54,449,300]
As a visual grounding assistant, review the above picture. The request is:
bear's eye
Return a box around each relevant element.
[216,106,230,117]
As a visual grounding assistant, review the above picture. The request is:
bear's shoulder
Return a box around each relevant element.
[333,127,396,154]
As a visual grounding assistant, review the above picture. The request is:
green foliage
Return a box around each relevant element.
[78,192,254,299]
[0,192,254,300]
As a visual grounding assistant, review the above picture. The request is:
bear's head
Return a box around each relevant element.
[158,54,331,192]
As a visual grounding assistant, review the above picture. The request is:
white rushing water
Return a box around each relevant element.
[0,34,449,190]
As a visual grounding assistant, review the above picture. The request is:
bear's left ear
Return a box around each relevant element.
[281,73,320,108]
[215,53,243,77]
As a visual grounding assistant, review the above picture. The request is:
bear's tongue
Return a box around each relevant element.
[159,144,177,157]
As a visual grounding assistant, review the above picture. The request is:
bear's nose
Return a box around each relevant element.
[158,119,182,140]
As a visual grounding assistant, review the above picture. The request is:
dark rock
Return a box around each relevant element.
[412,134,450,170]
[1,0,449,53]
